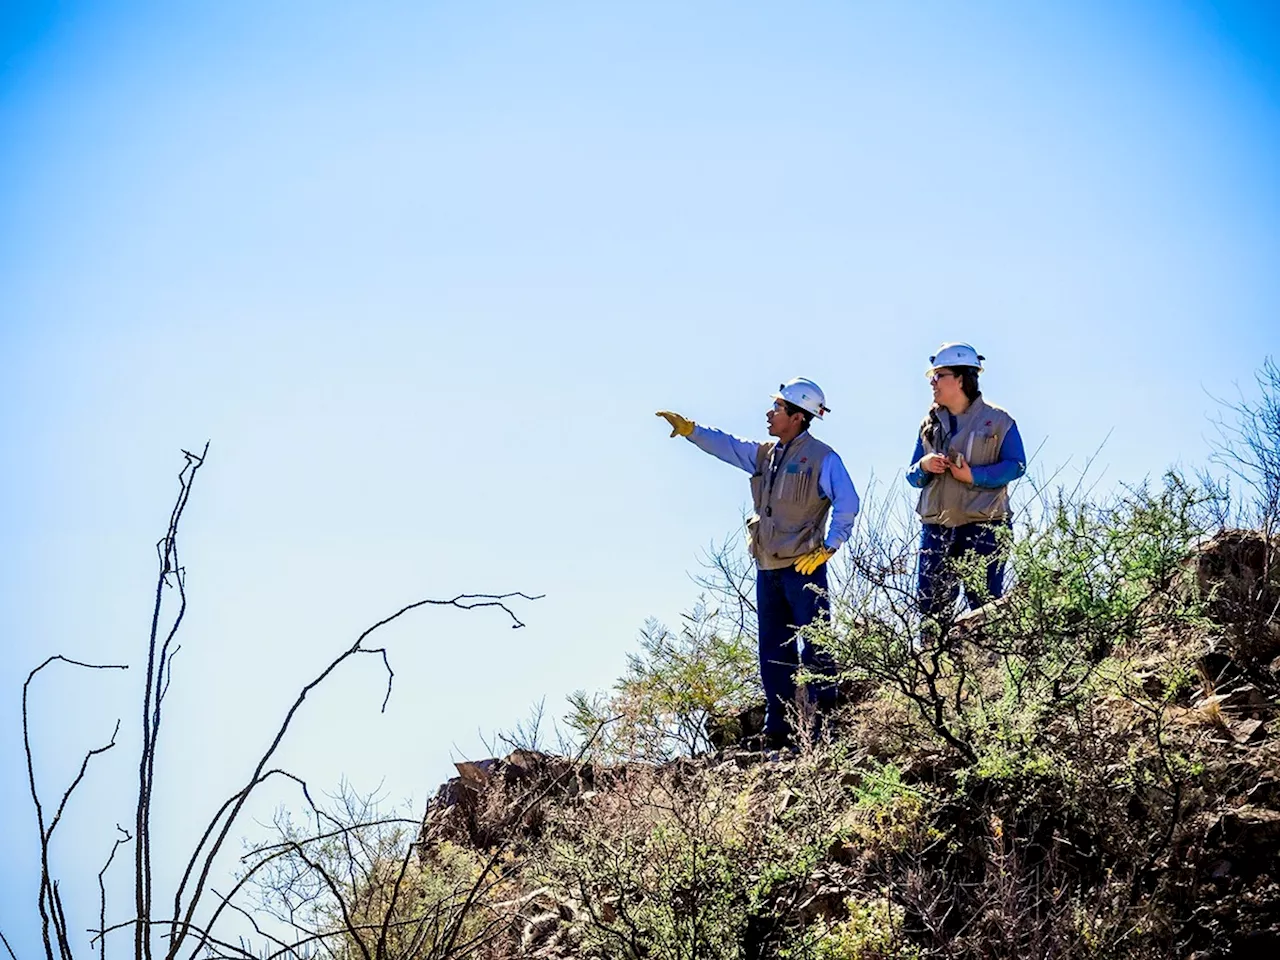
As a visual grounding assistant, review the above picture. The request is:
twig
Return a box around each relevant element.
[23,656,128,960]
[96,826,132,960]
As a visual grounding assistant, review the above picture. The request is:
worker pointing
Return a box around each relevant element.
[656,378,860,749]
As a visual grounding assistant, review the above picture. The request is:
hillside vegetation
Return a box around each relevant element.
[250,454,1279,960]
[244,366,1280,959]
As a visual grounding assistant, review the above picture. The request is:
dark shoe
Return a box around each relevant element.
[765,729,794,751]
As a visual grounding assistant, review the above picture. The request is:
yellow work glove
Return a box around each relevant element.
[655,410,695,438]
[794,546,835,576]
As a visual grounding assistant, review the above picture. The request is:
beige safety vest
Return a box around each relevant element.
[916,396,1016,527]
[747,431,834,570]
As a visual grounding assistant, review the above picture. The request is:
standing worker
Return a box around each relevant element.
[656,378,860,749]
[907,343,1026,621]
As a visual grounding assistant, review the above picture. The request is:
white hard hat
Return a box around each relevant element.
[772,377,829,418]
[928,342,985,373]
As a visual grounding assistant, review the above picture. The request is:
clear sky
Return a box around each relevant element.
[2,0,1277,952]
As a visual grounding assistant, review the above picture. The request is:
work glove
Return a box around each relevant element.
[655,410,695,438]
[794,546,835,576]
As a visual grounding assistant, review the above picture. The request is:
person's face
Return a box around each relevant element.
[929,367,965,407]
[766,399,804,439]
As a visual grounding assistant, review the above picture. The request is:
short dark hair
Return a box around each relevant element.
[782,400,814,430]
[945,366,981,402]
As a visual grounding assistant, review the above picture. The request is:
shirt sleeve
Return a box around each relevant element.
[817,452,860,551]
[686,424,762,474]
[969,421,1027,489]
[906,435,933,489]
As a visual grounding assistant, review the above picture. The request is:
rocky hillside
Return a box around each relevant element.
[414,527,1280,959]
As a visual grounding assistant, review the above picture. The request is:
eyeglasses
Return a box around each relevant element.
[928,370,958,383]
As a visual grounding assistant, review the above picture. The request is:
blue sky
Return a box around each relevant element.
[2,0,1277,952]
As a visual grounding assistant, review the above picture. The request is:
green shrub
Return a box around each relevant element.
[785,898,920,960]
[815,472,1213,768]
[567,600,759,761]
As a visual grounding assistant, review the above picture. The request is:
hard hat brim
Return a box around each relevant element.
[926,364,983,376]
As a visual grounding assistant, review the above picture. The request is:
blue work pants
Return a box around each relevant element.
[917,520,1010,618]
[756,565,837,738]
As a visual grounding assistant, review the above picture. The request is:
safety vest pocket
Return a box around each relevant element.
[969,430,1001,466]
[768,521,820,560]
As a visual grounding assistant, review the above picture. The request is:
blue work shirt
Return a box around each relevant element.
[906,415,1026,490]
[688,425,861,551]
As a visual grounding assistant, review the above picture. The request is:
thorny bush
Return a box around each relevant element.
[812,472,1216,767]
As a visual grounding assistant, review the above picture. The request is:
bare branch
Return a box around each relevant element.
[243,819,421,860]
[168,592,541,960]
[23,656,128,960]
[22,442,548,960]
[137,442,208,960]
[95,826,131,960]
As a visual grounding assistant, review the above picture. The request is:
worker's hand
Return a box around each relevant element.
[921,452,949,475]
[655,410,695,438]
[794,546,835,576]
[946,453,974,485]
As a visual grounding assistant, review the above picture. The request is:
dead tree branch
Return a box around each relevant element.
[20,443,546,960]
[137,442,208,960]
[169,591,541,960]
[97,827,132,960]
[23,656,129,960]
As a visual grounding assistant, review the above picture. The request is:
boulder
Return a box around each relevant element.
[1193,529,1280,663]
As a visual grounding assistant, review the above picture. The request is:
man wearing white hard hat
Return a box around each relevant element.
[907,343,1026,620]
[656,379,860,748]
